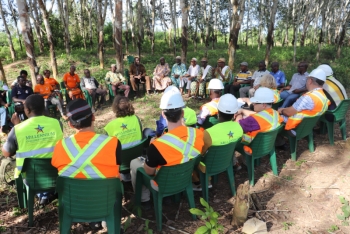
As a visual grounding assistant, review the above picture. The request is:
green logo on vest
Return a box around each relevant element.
[121,123,128,130]
[228,131,233,139]
[35,125,44,133]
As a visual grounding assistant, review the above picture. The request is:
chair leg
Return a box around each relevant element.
[340,120,347,140]
[212,175,218,185]
[308,132,315,152]
[27,188,34,227]
[61,208,73,234]
[226,167,236,196]
[134,172,143,209]
[269,150,278,176]
[255,158,261,166]
[106,212,116,234]
[185,185,196,220]
[320,121,327,134]
[199,172,209,203]
[288,136,298,161]
[155,194,163,231]
[326,121,335,145]
[114,193,123,234]
[245,155,255,186]
[15,177,26,209]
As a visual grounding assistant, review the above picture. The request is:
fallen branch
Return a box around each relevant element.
[175,201,182,221]
[250,189,269,194]
[255,210,290,213]
[311,187,339,189]
[6,226,37,229]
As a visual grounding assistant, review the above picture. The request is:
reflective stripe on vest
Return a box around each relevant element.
[201,99,219,116]
[122,139,142,148]
[156,127,201,163]
[59,134,112,178]
[16,146,55,158]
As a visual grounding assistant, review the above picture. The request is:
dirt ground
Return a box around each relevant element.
[1,95,350,234]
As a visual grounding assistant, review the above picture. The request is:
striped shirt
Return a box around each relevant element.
[235,71,252,82]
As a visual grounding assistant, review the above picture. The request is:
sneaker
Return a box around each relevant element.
[192,183,202,191]
[40,197,49,206]
[120,173,131,182]
[234,162,242,171]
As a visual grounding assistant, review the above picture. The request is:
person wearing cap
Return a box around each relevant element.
[170,56,187,89]
[279,62,309,108]
[212,58,232,83]
[278,68,330,131]
[34,74,67,120]
[81,69,108,109]
[226,62,252,96]
[239,61,270,98]
[191,57,213,99]
[317,64,348,122]
[270,62,286,89]
[155,86,197,136]
[235,87,283,155]
[105,64,130,97]
[129,57,152,95]
[181,58,200,97]
[197,79,224,126]
[152,57,171,93]
[130,90,211,205]
[2,94,63,204]
[63,65,84,100]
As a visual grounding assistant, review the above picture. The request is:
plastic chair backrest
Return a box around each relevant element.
[250,125,283,157]
[120,138,147,171]
[127,56,135,65]
[22,158,58,190]
[294,115,321,140]
[60,81,66,89]
[203,141,239,175]
[56,177,123,219]
[332,99,350,122]
[272,99,283,110]
[203,115,219,129]
[6,89,12,104]
[153,158,197,195]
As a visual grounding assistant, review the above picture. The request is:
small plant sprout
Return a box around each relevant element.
[337,196,350,226]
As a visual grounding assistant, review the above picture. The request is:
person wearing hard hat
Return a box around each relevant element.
[197,79,224,126]
[278,68,330,131]
[130,89,211,207]
[235,87,283,155]
[181,58,200,98]
[170,56,187,89]
[317,64,347,122]
[155,86,197,137]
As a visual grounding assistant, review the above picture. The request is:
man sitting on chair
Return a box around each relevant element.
[129,57,152,95]
[191,57,213,99]
[105,64,130,97]
[63,65,84,100]
[81,69,107,109]
[170,56,187,89]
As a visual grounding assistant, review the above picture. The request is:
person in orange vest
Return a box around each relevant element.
[197,79,224,126]
[235,87,283,155]
[278,68,330,134]
[130,89,212,208]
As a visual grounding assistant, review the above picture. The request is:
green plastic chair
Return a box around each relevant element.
[202,115,219,129]
[237,125,282,186]
[320,99,350,145]
[57,177,124,234]
[127,55,135,64]
[15,158,58,227]
[82,89,93,107]
[272,99,284,110]
[135,159,197,231]
[282,115,321,161]
[120,138,147,172]
[197,140,239,202]
[6,90,15,117]
[60,81,72,104]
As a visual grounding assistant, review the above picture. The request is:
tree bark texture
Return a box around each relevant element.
[115,0,123,72]
[137,0,144,57]
[0,1,16,61]
[97,0,108,69]
[29,0,44,53]
[8,0,23,51]
[151,0,156,55]
[264,0,278,65]
[0,59,7,84]
[181,0,189,63]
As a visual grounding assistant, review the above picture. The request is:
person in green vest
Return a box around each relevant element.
[2,94,63,205]
[104,95,143,182]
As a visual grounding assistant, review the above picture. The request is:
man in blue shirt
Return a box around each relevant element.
[270,62,286,89]
[11,76,33,103]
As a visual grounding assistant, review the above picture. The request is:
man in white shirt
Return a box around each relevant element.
[180,58,200,98]
[239,61,270,98]
[81,69,107,109]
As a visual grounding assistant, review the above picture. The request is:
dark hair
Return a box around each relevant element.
[212,89,221,95]
[25,94,44,115]
[112,96,135,117]
[163,108,182,123]
[218,111,234,121]
[271,61,279,67]
[310,77,324,86]
[20,70,28,76]
[69,115,93,129]
[17,76,25,81]
[259,60,266,66]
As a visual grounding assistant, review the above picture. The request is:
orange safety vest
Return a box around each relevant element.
[200,98,220,116]
[242,108,282,154]
[272,89,281,103]
[285,89,330,130]
[52,132,120,179]
[152,126,204,170]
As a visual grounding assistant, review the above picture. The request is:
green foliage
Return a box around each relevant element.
[295,159,307,167]
[283,175,293,181]
[328,224,339,232]
[143,219,153,234]
[282,222,293,230]
[123,215,132,232]
[337,196,350,226]
[189,198,224,234]
[12,207,22,216]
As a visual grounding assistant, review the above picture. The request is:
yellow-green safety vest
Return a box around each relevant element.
[104,115,142,149]
[206,121,243,146]
[183,106,197,126]
[14,116,63,178]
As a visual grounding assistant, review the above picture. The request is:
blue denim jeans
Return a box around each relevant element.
[280,91,300,108]
[0,107,6,127]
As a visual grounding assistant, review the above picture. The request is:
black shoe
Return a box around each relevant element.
[276,143,288,151]
[39,197,49,206]
[89,222,102,230]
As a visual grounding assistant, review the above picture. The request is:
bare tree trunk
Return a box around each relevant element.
[97,0,108,69]
[81,0,87,50]
[16,0,38,86]
[292,0,298,63]
[125,0,130,53]
[29,0,44,53]
[257,0,263,50]
[115,0,123,71]
[0,2,16,61]
[264,0,278,65]
[137,0,144,57]
[168,0,177,56]
[228,0,245,70]
[181,0,189,63]
[57,0,71,54]
[85,0,96,50]
[8,0,23,51]
[245,0,250,46]
[129,0,136,49]
[203,0,211,57]
[151,0,156,55]
[38,0,58,79]
[0,59,7,84]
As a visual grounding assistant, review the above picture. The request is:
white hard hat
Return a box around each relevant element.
[159,91,185,109]
[207,79,224,90]
[218,94,239,114]
[308,68,326,81]
[317,64,333,77]
[250,87,275,103]
[164,86,180,94]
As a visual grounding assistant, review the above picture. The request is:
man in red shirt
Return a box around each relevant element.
[63,66,84,100]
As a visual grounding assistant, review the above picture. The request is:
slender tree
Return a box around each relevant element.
[115,0,123,71]
[181,0,189,62]
[8,0,23,51]
[151,0,156,55]
[97,0,108,69]
[264,0,278,65]
[0,0,16,61]
[0,59,7,84]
